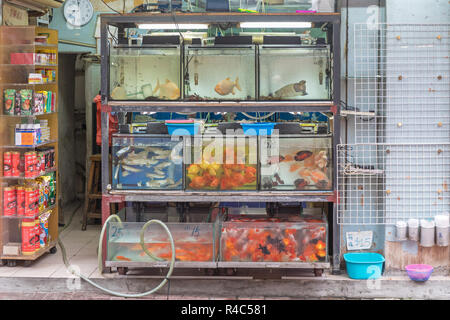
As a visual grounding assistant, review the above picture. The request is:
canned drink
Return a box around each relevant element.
[22,219,35,255]
[3,187,16,216]
[11,152,20,177]
[24,152,35,178]
[24,187,35,217]
[3,152,12,177]
[16,186,25,216]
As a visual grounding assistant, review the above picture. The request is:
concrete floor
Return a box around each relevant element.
[0,203,448,300]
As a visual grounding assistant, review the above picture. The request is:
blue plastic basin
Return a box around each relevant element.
[343,252,385,280]
[165,123,200,136]
[241,123,276,136]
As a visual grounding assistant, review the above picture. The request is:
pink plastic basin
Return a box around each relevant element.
[405,264,433,282]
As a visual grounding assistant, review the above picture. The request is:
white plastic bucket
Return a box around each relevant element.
[420,220,435,247]
[435,215,449,247]
[408,219,419,241]
[396,221,407,241]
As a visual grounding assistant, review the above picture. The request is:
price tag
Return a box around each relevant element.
[346,231,373,250]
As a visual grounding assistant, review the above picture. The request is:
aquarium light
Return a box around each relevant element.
[239,22,312,29]
[138,24,209,30]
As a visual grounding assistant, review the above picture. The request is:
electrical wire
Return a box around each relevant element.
[241,111,275,120]
[100,0,123,14]
[58,203,176,298]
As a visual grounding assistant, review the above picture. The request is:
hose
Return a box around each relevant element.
[241,111,275,120]
[58,202,176,298]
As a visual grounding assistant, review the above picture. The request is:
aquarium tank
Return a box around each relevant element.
[112,134,184,190]
[259,135,333,191]
[184,45,257,101]
[109,45,181,101]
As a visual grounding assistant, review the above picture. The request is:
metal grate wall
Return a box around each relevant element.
[338,23,450,225]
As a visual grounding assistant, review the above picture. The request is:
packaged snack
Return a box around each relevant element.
[3,89,16,115]
[33,92,44,115]
[20,89,33,115]
[39,210,51,247]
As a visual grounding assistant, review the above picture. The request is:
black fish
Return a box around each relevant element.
[316,180,329,189]
[294,151,313,161]
[274,173,284,185]
[258,244,271,255]
[266,235,285,252]
[294,179,308,190]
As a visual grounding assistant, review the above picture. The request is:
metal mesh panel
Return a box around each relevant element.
[337,144,450,225]
[353,23,450,144]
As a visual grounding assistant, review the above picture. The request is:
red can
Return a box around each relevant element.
[24,152,35,178]
[11,152,20,177]
[21,219,35,255]
[24,187,35,217]
[16,186,25,216]
[3,152,12,177]
[3,187,16,216]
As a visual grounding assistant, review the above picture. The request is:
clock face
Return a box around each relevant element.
[64,0,94,27]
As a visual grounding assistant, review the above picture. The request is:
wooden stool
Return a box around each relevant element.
[82,154,114,230]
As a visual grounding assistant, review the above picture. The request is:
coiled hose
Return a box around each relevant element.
[58,202,176,298]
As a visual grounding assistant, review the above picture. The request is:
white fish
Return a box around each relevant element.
[122,165,142,173]
[274,80,307,98]
[155,161,171,169]
[146,172,166,179]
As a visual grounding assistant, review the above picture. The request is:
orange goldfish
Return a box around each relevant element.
[214,77,241,96]
[116,255,131,261]
[153,78,180,100]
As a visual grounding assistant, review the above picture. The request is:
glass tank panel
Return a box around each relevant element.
[107,222,219,262]
[185,135,258,190]
[184,45,256,101]
[220,216,328,262]
[112,134,184,190]
[259,46,331,100]
[259,135,332,191]
[109,46,181,100]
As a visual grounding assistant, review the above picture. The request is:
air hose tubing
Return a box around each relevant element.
[58,205,176,298]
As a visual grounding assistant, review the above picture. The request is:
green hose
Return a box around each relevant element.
[58,206,176,298]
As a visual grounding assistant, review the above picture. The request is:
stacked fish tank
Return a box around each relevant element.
[109,45,181,100]
[107,220,220,263]
[184,45,256,101]
[259,46,331,100]
[185,135,258,191]
[220,215,328,263]
[259,135,333,191]
[112,134,184,190]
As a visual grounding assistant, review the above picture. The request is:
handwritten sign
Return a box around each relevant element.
[346,231,373,250]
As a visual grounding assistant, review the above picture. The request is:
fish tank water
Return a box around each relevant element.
[109,46,181,100]
[184,45,256,101]
[185,135,258,191]
[259,46,331,100]
[220,216,328,262]
[107,221,220,262]
[259,135,333,191]
[112,134,184,190]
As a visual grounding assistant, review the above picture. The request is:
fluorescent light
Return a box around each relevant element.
[239,22,312,29]
[138,24,209,30]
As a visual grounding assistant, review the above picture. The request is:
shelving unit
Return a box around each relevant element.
[100,12,341,275]
[0,26,59,266]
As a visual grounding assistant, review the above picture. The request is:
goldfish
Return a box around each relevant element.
[294,151,313,161]
[116,255,131,261]
[274,80,307,98]
[153,78,180,100]
[214,77,241,96]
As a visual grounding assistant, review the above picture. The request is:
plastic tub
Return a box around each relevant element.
[408,219,419,241]
[405,264,433,282]
[435,215,449,247]
[241,123,276,136]
[165,123,200,136]
[420,219,435,247]
[343,252,385,280]
[396,221,407,241]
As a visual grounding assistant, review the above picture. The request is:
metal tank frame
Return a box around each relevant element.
[99,12,341,276]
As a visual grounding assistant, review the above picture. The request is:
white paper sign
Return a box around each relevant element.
[346,231,373,250]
